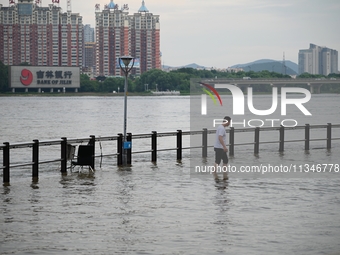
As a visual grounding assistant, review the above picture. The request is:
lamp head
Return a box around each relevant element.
[120,56,134,67]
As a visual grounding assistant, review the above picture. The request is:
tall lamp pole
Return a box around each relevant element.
[119,56,135,166]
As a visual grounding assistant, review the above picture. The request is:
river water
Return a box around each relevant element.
[1,95,340,255]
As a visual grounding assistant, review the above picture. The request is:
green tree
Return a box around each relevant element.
[97,77,126,93]
[298,72,325,79]
[328,73,340,78]
[136,69,166,91]
[80,80,99,92]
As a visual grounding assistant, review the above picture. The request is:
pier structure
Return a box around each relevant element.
[308,84,323,94]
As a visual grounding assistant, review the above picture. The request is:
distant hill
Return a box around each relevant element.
[182,63,205,69]
[231,59,298,75]
[182,63,206,69]
[162,59,298,75]
[162,63,206,70]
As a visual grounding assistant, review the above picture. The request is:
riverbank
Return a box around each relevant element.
[0,92,190,97]
[0,91,338,97]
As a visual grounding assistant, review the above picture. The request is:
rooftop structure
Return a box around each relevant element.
[95,0,160,76]
[0,0,83,67]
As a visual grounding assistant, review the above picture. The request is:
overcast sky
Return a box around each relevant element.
[4,0,340,68]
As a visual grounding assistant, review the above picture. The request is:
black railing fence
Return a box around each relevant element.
[1,123,340,184]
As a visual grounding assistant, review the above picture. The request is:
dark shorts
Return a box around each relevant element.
[214,148,229,164]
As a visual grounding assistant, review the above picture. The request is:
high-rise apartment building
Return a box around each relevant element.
[83,24,95,43]
[298,44,338,75]
[84,42,96,74]
[0,0,83,67]
[83,24,95,72]
[95,0,160,76]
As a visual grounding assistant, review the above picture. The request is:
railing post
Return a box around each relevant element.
[327,123,332,149]
[89,135,95,170]
[61,137,67,173]
[305,124,310,150]
[254,127,260,154]
[3,142,10,184]
[229,127,234,156]
[202,128,208,158]
[151,131,157,162]
[177,130,182,161]
[279,125,285,152]
[32,139,39,181]
[127,133,132,165]
[117,133,123,166]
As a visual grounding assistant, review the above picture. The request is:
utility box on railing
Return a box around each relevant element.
[123,141,132,150]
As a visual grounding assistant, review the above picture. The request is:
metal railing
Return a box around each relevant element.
[1,123,339,184]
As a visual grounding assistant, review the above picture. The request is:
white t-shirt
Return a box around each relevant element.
[214,124,226,149]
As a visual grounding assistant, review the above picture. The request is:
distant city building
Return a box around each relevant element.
[83,42,96,75]
[0,0,83,67]
[83,24,95,70]
[226,67,244,73]
[95,0,161,76]
[83,24,95,43]
[298,44,338,75]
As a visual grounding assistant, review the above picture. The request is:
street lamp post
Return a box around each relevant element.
[119,56,135,166]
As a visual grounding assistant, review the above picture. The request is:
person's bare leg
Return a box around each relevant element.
[212,163,219,181]
[222,164,228,180]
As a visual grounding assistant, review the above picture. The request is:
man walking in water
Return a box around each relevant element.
[212,116,231,181]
